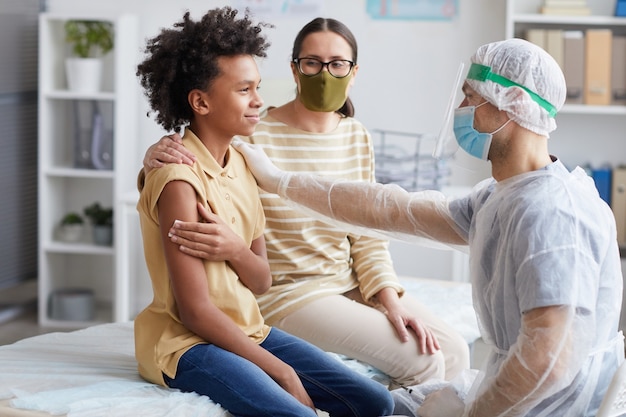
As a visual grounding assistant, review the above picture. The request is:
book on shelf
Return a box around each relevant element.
[540,6,591,15]
[584,29,612,106]
[524,29,626,108]
[525,28,546,50]
[591,166,612,205]
[611,35,626,106]
[584,165,626,246]
[563,30,585,104]
[617,0,626,16]
[546,29,564,69]
[612,166,626,246]
[583,165,626,246]
[543,0,588,7]
[524,29,565,73]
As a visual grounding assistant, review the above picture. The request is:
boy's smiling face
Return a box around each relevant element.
[191,54,264,141]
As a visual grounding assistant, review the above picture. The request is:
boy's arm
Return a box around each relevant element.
[157,180,311,407]
[166,202,271,294]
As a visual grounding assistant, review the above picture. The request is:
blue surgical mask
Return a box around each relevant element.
[453,103,510,160]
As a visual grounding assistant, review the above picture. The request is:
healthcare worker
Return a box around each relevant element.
[231,38,625,417]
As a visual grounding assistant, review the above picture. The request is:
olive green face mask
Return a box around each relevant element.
[297,70,352,112]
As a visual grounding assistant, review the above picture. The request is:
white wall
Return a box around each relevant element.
[48,0,502,187]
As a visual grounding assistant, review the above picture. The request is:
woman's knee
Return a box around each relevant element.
[440,333,471,380]
[389,349,447,388]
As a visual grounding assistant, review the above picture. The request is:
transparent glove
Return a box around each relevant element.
[232,139,286,194]
[233,138,464,248]
[465,305,592,417]
[418,386,465,417]
[260,172,467,250]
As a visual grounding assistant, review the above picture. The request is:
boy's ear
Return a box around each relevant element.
[188,89,210,115]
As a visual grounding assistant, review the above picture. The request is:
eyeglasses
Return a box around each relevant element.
[293,57,355,78]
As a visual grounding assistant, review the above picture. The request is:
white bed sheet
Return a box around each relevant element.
[0,322,390,417]
[0,322,232,417]
[0,277,478,417]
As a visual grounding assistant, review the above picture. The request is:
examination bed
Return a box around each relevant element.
[0,277,479,417]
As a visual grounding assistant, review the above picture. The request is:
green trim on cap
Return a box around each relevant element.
[467,63,557,117]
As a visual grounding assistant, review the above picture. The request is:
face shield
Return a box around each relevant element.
[433,62,465,160]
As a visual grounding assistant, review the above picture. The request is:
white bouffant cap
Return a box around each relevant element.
[467,38,566,137]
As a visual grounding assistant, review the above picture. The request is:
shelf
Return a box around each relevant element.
[43,241,114,255]
[38,12,140,327]
[561,104,626,115]
[44,167,115,179]
[507,1,626,117]
[43,90,116,101]
[43,301,113,329]
[512,14,626,26]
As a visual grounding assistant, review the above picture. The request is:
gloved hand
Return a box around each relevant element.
[232,139,285,194]
[417,386,465,417]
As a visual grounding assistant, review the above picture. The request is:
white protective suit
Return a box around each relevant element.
[232,139,624,416]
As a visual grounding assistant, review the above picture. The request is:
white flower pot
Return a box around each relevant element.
[49,288,95,321]
[59,224,84,242]
[65,57,103,93]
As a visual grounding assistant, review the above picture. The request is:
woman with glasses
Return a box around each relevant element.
[140,17,470,390]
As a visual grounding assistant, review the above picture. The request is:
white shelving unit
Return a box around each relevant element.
[38,13,139,327]
[505,0,626,169]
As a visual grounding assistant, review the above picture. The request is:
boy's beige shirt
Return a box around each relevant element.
[135,129,269,386]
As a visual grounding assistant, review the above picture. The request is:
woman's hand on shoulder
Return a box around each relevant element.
[143,133,197,174]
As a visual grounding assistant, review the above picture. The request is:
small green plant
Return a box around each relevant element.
[64,20,114,58]
[84,202,113,226]
[61,212,84,225]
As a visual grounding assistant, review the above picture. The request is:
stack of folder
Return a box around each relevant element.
[525,28,626,106]
[540,0,591,15]
[613,166,626,247]
[587,165,626,247]
[616,0,626,17]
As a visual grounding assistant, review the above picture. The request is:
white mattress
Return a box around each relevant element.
[0,277,478,417]
[0,322,233,417]
[0,322,391,417]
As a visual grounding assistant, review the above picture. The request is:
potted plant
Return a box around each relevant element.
[64,19,114,93]
[84,202,113,245]
[59,212,85,242]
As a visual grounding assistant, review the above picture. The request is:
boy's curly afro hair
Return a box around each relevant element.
[137,7,272,133]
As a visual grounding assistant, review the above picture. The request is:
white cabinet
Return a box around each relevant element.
[38,13,139,327]
[505,0,626,168]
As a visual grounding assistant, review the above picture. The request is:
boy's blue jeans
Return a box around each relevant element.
[163,327,394,417]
